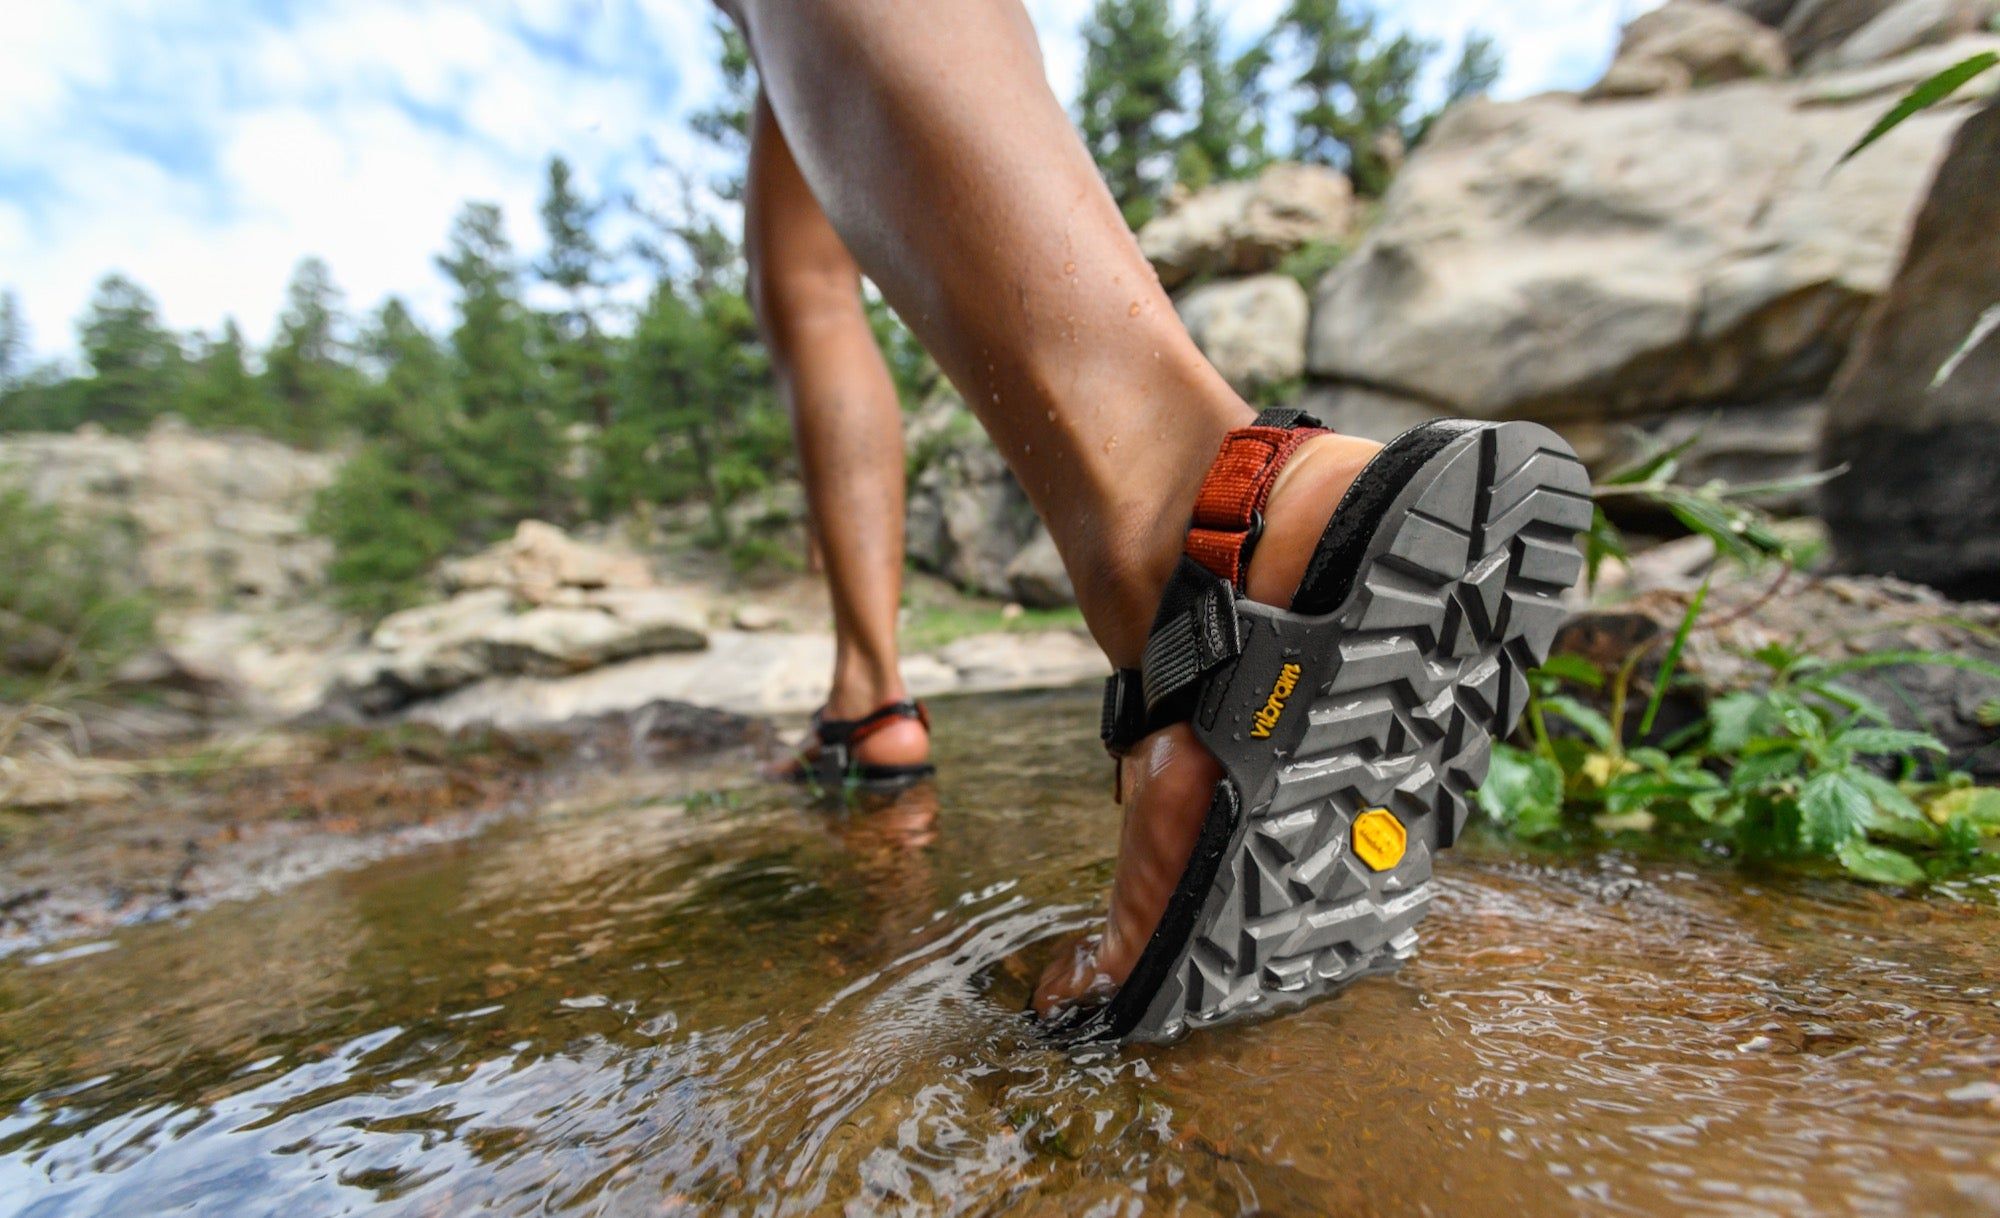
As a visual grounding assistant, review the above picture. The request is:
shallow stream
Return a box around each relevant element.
[4,688,2000,1215]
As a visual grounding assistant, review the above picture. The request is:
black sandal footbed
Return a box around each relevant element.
[1046,414,1589,1043]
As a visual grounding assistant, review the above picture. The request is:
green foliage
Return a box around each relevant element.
[1175,0,1273,192]
[536,156,619,429]
[264,258,361,444]
[313,299,461,615]
[1275,238,1346,290]
[1444,32,1502,108]
[1584,432,1839,589]
[689,20,757,201]
[0,290,24,392]
[1836,51,1998,168]
[435,202,570,526]
[596,281,787,551]
[1482,612,2000,886]
[1078,0,1186,227]
[1270,0,1430,195]
[0,479,155,696]
[181,321,279,433]
[75,274,186,432]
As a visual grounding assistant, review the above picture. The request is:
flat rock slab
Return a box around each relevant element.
[408,628,1109,731]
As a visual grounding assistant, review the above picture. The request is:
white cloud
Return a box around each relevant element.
[1,0,1646,364]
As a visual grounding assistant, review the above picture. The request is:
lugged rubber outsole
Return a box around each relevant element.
[1111,420,1591,1043]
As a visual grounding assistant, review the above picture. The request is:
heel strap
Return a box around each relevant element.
[813,699,930,748]
[1100,407,1329,759]
[1185,406,1331,589]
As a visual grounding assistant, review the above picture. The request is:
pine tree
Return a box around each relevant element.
[1077,0,1186,228]
[314,299,461,613]
[535,157,617,429]
[1177,0,1271,191]
[265,257,358,444]
[0,290,24,393]
[436,202,568,530]
[77,274,184,432]
[180,320,276,432]
[1273,0,1434,196]
[689,20,757,201]
[1444,31,1502,107]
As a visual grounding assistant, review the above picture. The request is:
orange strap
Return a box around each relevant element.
[1184,422,1330,587]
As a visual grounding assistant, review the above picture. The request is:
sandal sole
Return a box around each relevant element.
[1107,420,1590,1043]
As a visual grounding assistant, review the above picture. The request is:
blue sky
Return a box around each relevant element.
[1,0,1654,364]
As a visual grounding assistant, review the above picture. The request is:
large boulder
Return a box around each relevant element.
[903,390,1045,600]
[1138,162,1355,291]
[328,525,708,714]
[439,519,651,603]
[1306,54,1989,482]
[1776,0,1902,61]
[1821,101,2000,594]
[0,417,337,608]
[1003,525,1076,608]
[1825,0,2000,66]
[1726,0,1997,65]
[1589,0,1791,99]
[1176,273,1311,393]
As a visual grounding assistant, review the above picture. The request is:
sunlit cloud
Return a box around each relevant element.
[1,0,1650,364]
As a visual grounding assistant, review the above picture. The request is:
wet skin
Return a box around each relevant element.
[725,0,1381,1008]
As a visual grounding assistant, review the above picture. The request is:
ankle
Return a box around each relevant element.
[824,666,910,722]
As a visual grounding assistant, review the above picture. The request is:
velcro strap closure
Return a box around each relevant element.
[1102,409,1326,759]
[1139,557,1242,717]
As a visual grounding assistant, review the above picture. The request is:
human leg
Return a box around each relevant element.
[729,0,1384,1006]
[745,93,926,772]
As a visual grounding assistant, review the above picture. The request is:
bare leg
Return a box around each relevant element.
[729,0,1382,1009]
[746,94,925,768]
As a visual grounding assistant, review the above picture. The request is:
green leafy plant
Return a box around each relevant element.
[1481,595,2000,885]
[0,481,155,701]
[1582,432,1837,589]
[1474,427,2000,886]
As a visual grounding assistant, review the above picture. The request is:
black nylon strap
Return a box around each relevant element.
[1098,412,1317,759]
[1099,558,1244,756]
[1249,406,1324,430]
[1140,557,1242,716]
[1100,668,1147,754]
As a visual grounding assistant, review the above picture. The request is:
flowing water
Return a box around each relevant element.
[4,688,2000,1216]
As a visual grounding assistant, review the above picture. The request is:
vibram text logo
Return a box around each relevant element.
[1249,662,1302,739]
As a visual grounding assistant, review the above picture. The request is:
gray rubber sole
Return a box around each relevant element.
[1119,421,1590,1043]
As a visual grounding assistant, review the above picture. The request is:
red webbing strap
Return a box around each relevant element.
[1184,423,1330,587]
[843,699,929,746]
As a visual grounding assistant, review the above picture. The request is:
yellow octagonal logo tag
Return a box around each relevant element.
[1352,809,1406,872]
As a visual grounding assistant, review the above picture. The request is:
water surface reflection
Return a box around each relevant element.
[3,688,1998,1215]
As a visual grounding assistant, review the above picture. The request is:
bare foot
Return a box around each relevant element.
[1034,431,1383,1018]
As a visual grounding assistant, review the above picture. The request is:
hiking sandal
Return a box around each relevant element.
[782,699,937,791]
[1055,408,1590,1043]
